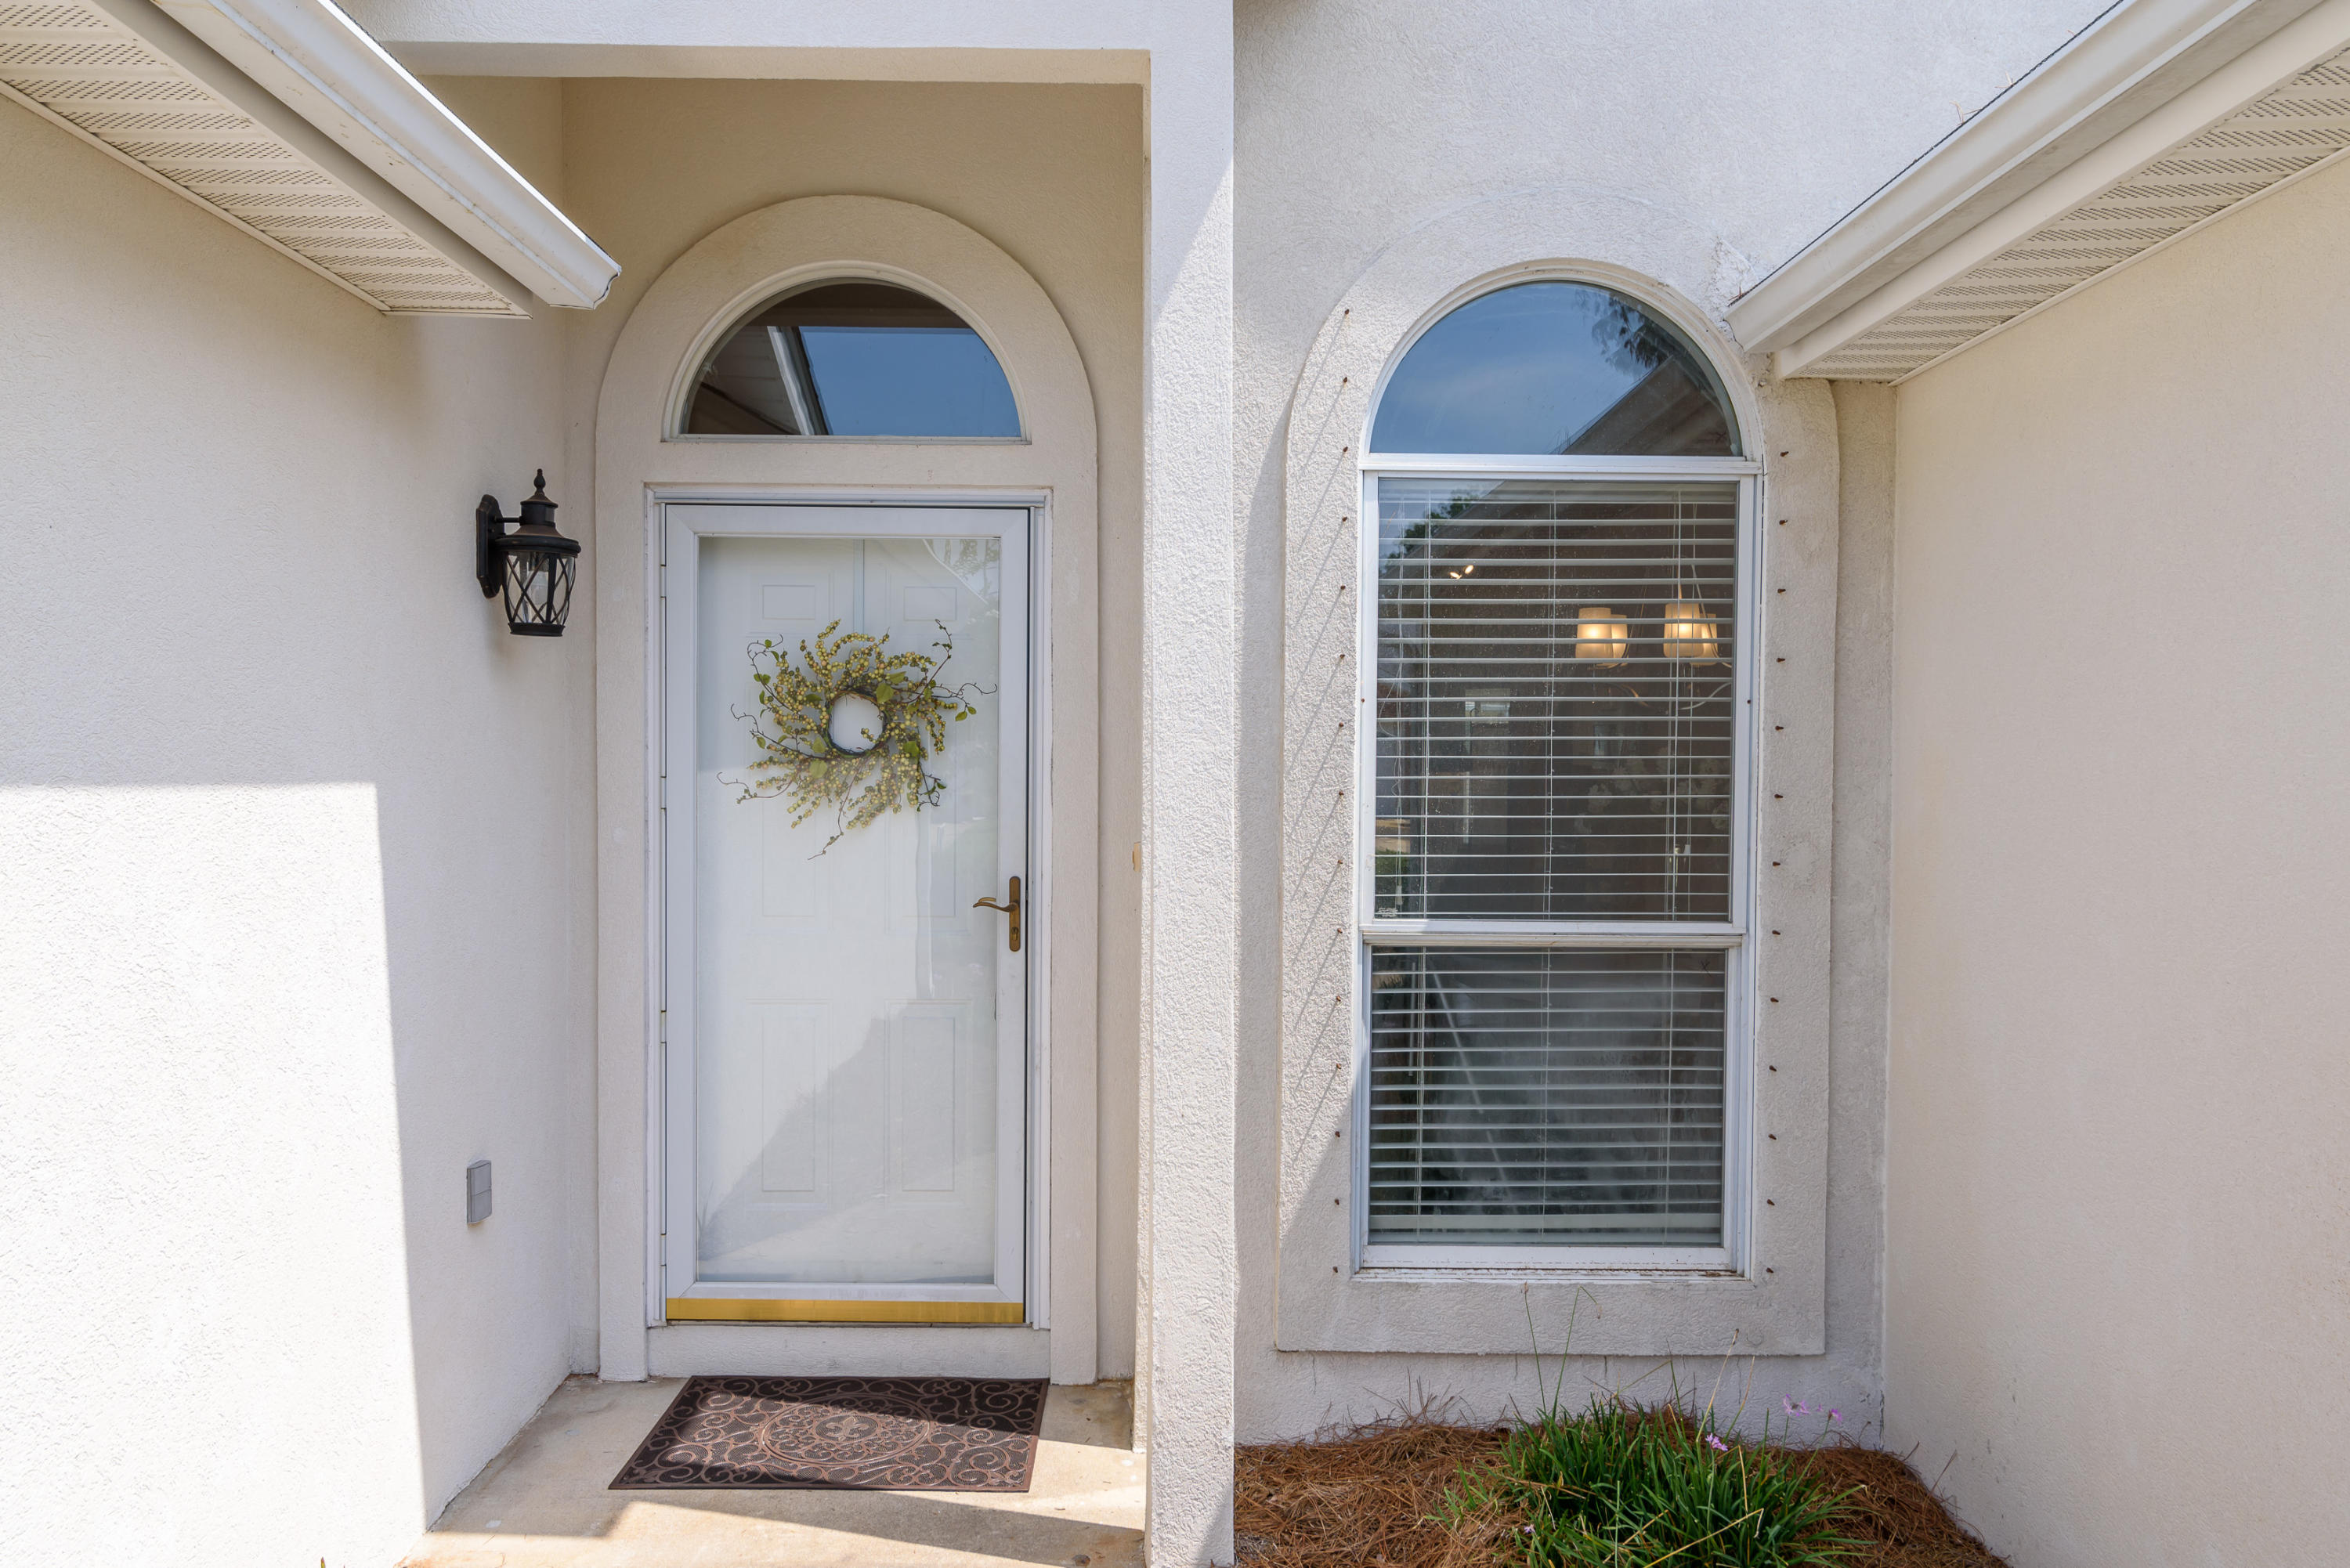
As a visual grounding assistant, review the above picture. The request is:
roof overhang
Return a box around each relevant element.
[374,42,1153,85]
[1730,0,2350,380]
[0,0,616,314]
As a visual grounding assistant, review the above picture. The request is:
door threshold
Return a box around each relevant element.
[666,1298,1026,1324]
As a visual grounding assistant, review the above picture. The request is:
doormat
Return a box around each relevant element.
[610,1375,1050,1492]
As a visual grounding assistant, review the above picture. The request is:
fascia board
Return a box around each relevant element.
[70,0,534,313]
[377,42,1154,85]
[151,0,618,309]
[1727,0,2327,353]
[1773,0,2350,378]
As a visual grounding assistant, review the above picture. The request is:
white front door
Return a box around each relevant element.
[660,504,1029,1322]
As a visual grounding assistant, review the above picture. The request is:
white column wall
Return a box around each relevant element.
[1138,3,1238,1563]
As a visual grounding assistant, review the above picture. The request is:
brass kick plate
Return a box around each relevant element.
[666,1298,1025,1324]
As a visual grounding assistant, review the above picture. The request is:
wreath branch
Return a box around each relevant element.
[733,619,989,854]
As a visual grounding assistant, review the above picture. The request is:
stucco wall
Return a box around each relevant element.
[1885,157,2350,1564]
[1231,0,2107,1439]
[0,89,584,1568]
[471,75,1149,1379]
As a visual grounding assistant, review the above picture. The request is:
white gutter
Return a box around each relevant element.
[1727,0,2327,356]
[150,0,617,309]
[1773,0,2350,378]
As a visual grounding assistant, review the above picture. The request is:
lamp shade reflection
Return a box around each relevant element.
[1574,605,1629,665]
[1661,601,1721,662]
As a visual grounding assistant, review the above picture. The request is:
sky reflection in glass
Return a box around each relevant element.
[1370,282,1737,457]
[799,325,1018,438]
[684,280,1021,439]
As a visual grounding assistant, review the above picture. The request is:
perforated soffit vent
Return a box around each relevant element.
[0,0,525,315]
[1801,45,2350,381]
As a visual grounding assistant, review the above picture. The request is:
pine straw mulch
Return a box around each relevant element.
[1233,1417,2008,1568]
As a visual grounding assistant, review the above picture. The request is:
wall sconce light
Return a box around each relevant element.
[1661,600,1722,663]
[475,470,580,637]
[1574,605,1629,666]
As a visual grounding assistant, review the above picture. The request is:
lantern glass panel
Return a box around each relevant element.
[501,544,577,635]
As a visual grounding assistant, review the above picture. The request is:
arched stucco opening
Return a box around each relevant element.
[590,195,1104,1389]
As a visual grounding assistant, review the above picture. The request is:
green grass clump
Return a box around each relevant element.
[1443,1400,1860,1568]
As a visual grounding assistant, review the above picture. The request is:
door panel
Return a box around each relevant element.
[663,507,1029,1310]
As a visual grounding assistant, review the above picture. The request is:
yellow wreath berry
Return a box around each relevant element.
[735,619,985,854]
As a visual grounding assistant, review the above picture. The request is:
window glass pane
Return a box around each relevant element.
[683,280,1020,439]
[1375,479,1737,922]
[1368,947,1725,1248]
[1368,282,1737,456]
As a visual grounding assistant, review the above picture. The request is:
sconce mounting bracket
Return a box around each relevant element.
[475,496,507,598]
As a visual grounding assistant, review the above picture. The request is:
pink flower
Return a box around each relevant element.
[1705,1433,1728,1452]
[1829,1410,1842,1422]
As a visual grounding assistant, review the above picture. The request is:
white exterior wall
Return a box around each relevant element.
[28,0,2334,1560]
[1231,0,2110,1440]
[0,85,585,1568]
[1887,154,2350,1566]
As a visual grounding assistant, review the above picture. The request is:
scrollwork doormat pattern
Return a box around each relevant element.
[610,1375,1050,1491]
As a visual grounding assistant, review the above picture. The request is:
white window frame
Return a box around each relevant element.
[1352,450,1762,1274]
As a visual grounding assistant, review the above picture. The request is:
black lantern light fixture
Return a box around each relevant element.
[475,470,581,636]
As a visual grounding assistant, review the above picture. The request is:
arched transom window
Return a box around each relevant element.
[1358,279,1756,1270]
[682,279,1021,439]
[1371,280,1739,457]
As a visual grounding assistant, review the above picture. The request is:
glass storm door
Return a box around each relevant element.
[661,504,1029,1322]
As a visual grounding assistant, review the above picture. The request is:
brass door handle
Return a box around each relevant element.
[973,876,1022,952]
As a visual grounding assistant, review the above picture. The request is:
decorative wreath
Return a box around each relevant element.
[736,619,983,853]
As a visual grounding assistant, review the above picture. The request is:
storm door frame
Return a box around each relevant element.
[644,487,1054,1328]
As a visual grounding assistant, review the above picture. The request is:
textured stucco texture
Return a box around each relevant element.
[1888,153,2350,1567]
[0,92,584,1568]
[9,2,2242,1563]
[1230,0,2106,1440]
[517,74,1148,1386]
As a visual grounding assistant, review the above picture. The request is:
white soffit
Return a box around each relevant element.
[154,0,615,307]
[0,0,616,315]
[374,41,1154,85]
[1736,0,2350,381]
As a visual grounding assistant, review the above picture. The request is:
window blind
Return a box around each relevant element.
[1367,946,1726,1248]
[1374,479,1738,922]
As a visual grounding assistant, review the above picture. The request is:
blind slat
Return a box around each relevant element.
[1366,945,1727,1249]
[1375,478,1740,926]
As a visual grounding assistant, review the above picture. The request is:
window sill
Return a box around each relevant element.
[1354,1263,1748,1285]
[1360,1245,1736,1274]
[1274,1258,1815,1357]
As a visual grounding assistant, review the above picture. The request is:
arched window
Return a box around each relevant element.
[682,279,1020,439]
[1357,279,1754,1267]
[1370,280,1738,457]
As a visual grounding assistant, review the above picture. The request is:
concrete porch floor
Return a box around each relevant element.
[403,1378,1143,1568]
